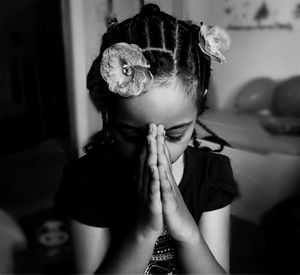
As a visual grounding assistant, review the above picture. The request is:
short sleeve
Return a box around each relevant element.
[54,157,111,227]
[204,154,239,211]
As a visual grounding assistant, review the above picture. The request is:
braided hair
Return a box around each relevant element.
[85,4,227,153]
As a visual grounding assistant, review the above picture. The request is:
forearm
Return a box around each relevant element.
[96,231,158,274]
[176,230,227,274]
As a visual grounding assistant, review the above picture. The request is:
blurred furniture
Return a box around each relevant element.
[196,110,300,273]
[196,110,300,225]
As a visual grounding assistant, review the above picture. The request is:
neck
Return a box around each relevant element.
[172,154,184,185]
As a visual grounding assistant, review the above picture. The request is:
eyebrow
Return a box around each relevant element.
[113,120,193,132]
[166,121,193,131]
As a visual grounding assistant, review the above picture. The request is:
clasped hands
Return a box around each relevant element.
[136,123,198,244]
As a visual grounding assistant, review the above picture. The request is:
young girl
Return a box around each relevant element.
[55,4,238,274]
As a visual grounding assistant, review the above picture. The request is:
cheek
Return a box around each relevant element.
[166,136,193,163]
[166,125,195,163]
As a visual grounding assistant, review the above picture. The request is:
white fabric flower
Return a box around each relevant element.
[100,42,153,97]
[198,23,230,64]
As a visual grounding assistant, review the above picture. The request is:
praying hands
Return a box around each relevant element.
[135,123,200,244]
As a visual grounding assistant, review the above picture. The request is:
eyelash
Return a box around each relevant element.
[165,134,184,142]
[119,129,184,143]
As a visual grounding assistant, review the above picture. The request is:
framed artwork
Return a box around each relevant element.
[224,0,300,30]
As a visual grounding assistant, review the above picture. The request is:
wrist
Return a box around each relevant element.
[176,227,202,247]
[133,227,161,244]
[131,229,159,254]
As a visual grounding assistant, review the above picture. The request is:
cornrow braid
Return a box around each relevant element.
[196,119,231,152]
[172,23,179,76]
[86,3,218,152]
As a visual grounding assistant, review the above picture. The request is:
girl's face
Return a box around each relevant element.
[110,80,198,164]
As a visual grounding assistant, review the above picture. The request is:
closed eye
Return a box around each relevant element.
[165,133,184,142]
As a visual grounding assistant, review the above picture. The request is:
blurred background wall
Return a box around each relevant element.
[62,0,300,155]
[183,0,300,108]
[0,0,69,152]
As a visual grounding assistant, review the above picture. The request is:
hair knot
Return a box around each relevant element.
[107,16,118,30]
[140,3,160,16]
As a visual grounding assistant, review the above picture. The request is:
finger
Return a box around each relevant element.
[143,124,158,198]
[148,165,161,212]
[158,140,175,185]
[143,124,156,183]
[163,142,172,166]
[157,124,164,136]
[156,125,168,168]
[146,126,158,171]
[156,125,176,188]
[149,123,157,138]
[158,165,175,204]
[146,135,157,167]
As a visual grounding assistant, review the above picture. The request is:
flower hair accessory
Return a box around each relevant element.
[100,42,153,97]
[198,22,230,64]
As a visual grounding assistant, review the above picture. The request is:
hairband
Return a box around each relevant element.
[100,23,230,98]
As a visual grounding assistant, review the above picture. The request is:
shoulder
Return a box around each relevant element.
[58,144,115,194]
[66,146,109,173]
[62,144,117,185]
[54,145,114,227]
[185,146,239,211]
[186,145,231,173]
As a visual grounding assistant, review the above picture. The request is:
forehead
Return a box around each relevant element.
[111,80,197,127]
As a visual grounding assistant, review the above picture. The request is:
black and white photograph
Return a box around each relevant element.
[1,0,300,274]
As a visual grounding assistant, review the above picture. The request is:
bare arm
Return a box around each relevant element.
[156,124,231,273]
[200,205,231,273]
[96,229,159,274]
[69,219,110,274]
[176,205,231,274]
[69,124,163,274]
[70,219,161,274]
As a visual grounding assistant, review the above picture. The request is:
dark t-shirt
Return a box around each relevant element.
[55,145,238,273]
